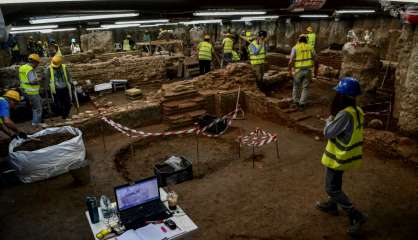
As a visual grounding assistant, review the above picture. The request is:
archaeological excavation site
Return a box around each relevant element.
[0,1,417,240]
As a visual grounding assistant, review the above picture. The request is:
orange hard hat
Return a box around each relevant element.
[51,55,63,68]
[3,90,21,102]
[28,53,41,63]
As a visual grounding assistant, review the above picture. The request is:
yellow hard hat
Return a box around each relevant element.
[28,53,41,63]
[3,90,21,102]
[307,26,313,32]
[51,55,63,68]
[204,35,210,40]
[226,33,232,37]
[245,31,252,37]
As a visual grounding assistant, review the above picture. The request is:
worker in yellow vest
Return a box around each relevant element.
[222,33,234,67]
[306,26,316,50]
[239,31,252,61]
[123,35,135,51]
[44,55,73,119]
[289,34,315,111]
[11,39,21,65]
[197,35,215,75]
[0,90,27,139]
[316,77,367,236]
[248,31,267,91]
[19,53,44,126]
[232,50,240,62]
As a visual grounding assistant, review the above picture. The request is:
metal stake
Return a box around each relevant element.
[252,145,255,168]
[130,142,135,161]
[275,140,280,160]
[101,123,107,152]
[195,134,200,178]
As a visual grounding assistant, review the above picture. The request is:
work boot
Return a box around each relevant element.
[298,104,305,112]
[315,200,339,216]
[347,209,368,236]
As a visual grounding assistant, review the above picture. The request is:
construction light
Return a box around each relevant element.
[86,27,105,31]
[10,27,76,34]
[386,0,418,3]
[0,0,92,3]
[299,14,329,18]
[193,11,266,16]
[335,10,376,14]
[232,15,279,22]
[140,23,178,28]
[40,27,77,33]
[11,24,58,31]
[180,19,223,25]
[115,19,169,24]
[29,13,139,24]
[101,23,140,29]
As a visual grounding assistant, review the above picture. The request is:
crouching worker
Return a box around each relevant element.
[0,90,27,139]
[316,77,367,236]
[45,55,73,119]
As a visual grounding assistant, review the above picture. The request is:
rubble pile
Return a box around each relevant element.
[161,81,207,128]
[70,55,182,87]
[192,63,258,91]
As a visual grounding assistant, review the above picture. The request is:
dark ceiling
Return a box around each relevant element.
[1,0,381,25]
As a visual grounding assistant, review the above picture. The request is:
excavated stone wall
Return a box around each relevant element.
[70,54,183,86]
[80,31,114,54]
[340,45,381,92]
[0,54,183,89]
[396,26,418,136]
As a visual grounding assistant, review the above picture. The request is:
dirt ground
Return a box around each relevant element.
[1,115,417,240]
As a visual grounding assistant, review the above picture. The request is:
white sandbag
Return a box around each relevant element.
[8,126,86,183]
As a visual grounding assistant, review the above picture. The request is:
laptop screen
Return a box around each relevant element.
[115,177,160,211]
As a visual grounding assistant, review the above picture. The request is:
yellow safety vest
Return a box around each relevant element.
[19,64,39,95]
[12,44,19,52]
[223,37,233,53]
[307,33,316,49]
[49,64,72,101]
[0,97,5,125]
[232,50,240,62]
[321,106,364,171]
[294,42,314,69]
[248,40,266,65]
[123,39,131,51]
[55,47,62,57]
[198,41,213,61]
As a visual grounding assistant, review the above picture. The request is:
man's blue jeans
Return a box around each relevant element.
[25,94,42,124]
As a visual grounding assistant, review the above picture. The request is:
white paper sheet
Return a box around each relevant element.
[116,229,142,240]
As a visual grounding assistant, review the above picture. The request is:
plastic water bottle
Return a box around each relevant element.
[100,195,112,219]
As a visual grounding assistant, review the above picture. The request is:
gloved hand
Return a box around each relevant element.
[17,132,28,139]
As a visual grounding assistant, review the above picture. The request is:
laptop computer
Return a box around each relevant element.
[115,176,172,230]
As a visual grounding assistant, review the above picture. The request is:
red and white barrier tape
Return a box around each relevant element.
[239,128,278,147]
[101,108,242,138]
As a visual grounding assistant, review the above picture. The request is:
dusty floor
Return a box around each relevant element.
[1,114,417,240]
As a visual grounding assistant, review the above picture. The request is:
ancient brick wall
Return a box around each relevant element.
[70,54,182,86]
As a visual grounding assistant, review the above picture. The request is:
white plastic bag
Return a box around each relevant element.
[8,126,86,183]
